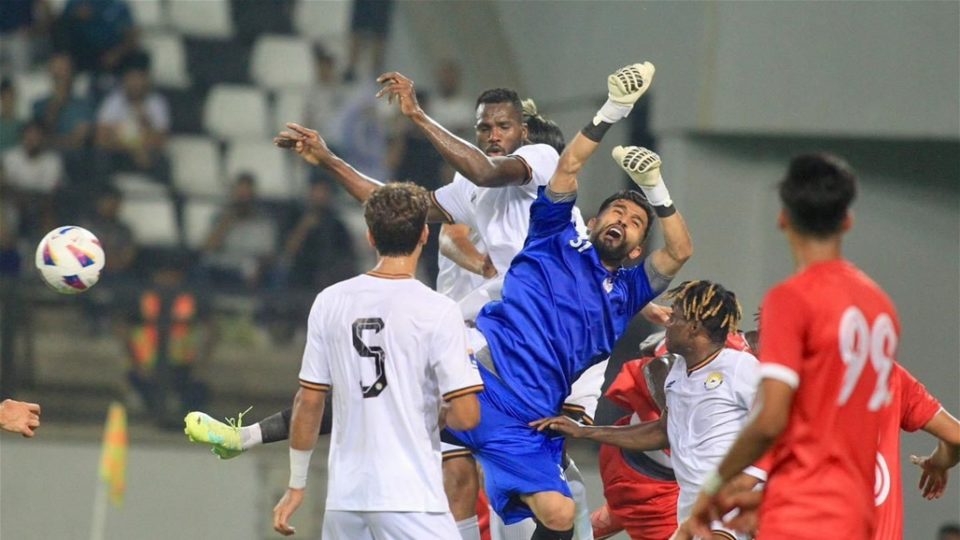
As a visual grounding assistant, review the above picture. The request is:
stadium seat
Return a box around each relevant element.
[224,141,296,200]
[169,0,233,39]
[130,0,166,29]
[293,0,351,42]
[250,35,314,90]
[142,33,190,89]
[14,71,49,120]
[112,172,168,198]
[273,89,307,127]
[169,135,225,198]
[183,199,222,249]
[119,196,180,247]
[203,84,269,141]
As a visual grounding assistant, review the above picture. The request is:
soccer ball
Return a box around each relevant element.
[34,226,106,294]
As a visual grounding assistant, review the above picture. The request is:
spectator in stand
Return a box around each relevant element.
[941,523,960,540]
[80,185,137,282]
[428,59,474,139]
[0,0,53,75]
[33,52,93,152]
[0,78,24,154]
[94,51,170,185]
[278,179,356,293]
[302,43,345,154]
[118,251,213,428]
[201,172,279,291]
[54,0,138,76]
[344,0,395,81]
[1,120,63,239]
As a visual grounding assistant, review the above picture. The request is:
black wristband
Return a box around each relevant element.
[654,204,677,218]
[580,120,613,142]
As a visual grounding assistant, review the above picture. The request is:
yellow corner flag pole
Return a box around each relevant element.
[90,402,128,540]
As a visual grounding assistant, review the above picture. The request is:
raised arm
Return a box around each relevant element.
[439,224,497,278]
[275,123,450,223]
[548,62,656,195]
[376,72,530,188]
[530,413,670,452]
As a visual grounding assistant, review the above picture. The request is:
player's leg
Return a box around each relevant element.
[443,449,481,540]
[521,491,576,539]
[322,510,373,539]
[367,510,460,540]
[589,504,625,540]
[184,407,291,458]
[562,456,593,540]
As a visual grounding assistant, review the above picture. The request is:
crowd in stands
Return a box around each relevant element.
[0,0,478,427]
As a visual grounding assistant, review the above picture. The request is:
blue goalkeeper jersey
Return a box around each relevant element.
[475,187,664,421]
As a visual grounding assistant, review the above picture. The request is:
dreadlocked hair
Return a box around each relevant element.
[667,280,742,344]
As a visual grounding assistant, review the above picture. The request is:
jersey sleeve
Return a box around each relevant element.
[895,364,943,432]
[431,175,478,227]
[430,303,483,400]
[757,284,808,389]
[508,143,560,196]
[527,186,577,239]
[298,294,332,391]
[733,354,762,410]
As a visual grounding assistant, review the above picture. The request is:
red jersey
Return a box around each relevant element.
[872,364,942,540]
[757,260,899,540]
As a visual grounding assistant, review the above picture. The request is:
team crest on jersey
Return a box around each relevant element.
[467,349,478,369]
[603,277,614,293]
[665,379,677,390]
[704,372,724,390]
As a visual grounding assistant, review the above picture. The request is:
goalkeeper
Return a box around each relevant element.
[437,61,693,540]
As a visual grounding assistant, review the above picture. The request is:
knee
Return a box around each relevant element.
[536,497,575,532]
[443,457,478,519]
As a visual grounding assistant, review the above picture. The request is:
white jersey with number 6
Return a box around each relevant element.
[298,273,484,513]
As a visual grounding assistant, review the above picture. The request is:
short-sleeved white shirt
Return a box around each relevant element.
[664,348,766,522]
[97,90,170,143]
[298,273,483,512]
[436,228,487,303]
[2,148,63,193]
[431,143,586,276]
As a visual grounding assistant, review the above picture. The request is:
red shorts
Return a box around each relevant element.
[599,442,679,540]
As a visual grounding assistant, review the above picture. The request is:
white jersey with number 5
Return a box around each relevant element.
[298,272,484,513]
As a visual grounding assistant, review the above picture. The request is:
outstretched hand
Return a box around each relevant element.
[273,123,331,166]
[0,399,41,437]
[376,72,424,118]
[911,453,951,500]
[529,415,588,438]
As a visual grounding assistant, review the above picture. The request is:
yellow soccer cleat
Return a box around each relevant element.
[184,408,251,460]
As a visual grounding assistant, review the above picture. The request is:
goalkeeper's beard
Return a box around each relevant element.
[591,230,634,266]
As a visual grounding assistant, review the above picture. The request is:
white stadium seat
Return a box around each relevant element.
[294,0,351,42]
[203,84,269,141]
[130,0,166,29]
[183,199,222,249]
[169,135,225,198]
[119,196,180,247]
[112,172,168,199]
[225,141,295,200]
[142,33,190,89]
[273,89,307,127]
[168,0,233,39]
[250,35,314,90]
[14,71,49,120]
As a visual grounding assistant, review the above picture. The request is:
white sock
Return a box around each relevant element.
[456,515,481,540]
[240,424,262,450]
[565,458,594,540]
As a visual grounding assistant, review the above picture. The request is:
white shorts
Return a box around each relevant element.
[322,510,458,539]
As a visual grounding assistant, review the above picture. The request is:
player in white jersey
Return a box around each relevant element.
[533,281,766,540]
[271,183,483,538]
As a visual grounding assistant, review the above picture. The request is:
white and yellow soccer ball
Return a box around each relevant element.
[34,226,106,294]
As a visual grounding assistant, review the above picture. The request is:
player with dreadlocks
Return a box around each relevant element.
[534,280,767,540]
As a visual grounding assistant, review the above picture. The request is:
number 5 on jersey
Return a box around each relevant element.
[353,318,388,398]
[838,306,896,411]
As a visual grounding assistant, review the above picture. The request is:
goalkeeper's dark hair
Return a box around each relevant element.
[476,88,524,117]
[597,190,655,242]
[667,280,742,344]
[779,153,857,238]
[363,182,429,256]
